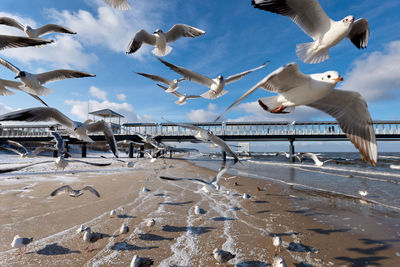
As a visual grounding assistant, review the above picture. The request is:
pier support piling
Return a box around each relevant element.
[139,145,144,158]
[128,142,134,158]
[289,139,295,163]
[81,143,87,158]
[52,150,58,158]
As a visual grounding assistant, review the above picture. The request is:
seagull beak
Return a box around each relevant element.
[334,77,343,82]
[14,75,20,79]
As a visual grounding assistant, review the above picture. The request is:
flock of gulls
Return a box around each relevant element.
[0,0,378,265]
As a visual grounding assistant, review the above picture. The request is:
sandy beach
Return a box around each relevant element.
[0,156,399,266]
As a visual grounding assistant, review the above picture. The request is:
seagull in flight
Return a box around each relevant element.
[300,152,333,167]
[0,57,95,96]
[252,0,369,64]
[1,140,56,158]
[0,17,76,38]
[0,107,119,157]
[163,119,239,163]
[215,62,376,166]
[50,185,100,198]
[157,84,201,105]
[136,72,185,93]
[0,34,53,50]
[103,0,131,10]
[0,78,48,106]
[126,24,205,56]
[158,58,269,99]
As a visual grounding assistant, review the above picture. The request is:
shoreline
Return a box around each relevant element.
[0,157,399,266]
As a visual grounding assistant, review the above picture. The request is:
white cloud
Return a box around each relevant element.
[116,93,126,101]
[187,103,219,122]
[341,40,400,101]
[89,86,107,101]
[47,1,164,59]
[0,102,14,115]
[0,12,97,69]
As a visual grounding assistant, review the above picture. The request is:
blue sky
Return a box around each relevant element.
[1,0,400,152]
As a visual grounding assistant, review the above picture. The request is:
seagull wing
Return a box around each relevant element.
[51,131,65,153]
[307,89,377,166]
[214,63,308,121]
[0,107,75,129]
[84,120,119,157]
[33,146,57,155]
[50,185,73,196]
[6,140,28,154]
[81,186,100,197]
[103,0,131,10]
[158,58,213,87]
[126,29,156,54]
[0,78,22,95]
[69,159,112,167]
[0,17,25,31]
[35,70,95,85]
[208,133,240,163]
[1,146,23,156]
[348,18,369,49]
[165,24,205,43]
[252,0,332,40]
[186,95,201,99]
[0,56,21,73]
[225,61,269,84]
[0,160,53,173]
[35,24,76,37]
[29,94,48,107]
[0,35,53,50]
[136,72,172,86]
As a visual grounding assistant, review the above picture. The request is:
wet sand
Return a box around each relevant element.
[0,157,399,266]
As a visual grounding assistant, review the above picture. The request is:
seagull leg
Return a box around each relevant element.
[271,104,289,114]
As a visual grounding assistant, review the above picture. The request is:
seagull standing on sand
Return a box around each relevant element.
[0,57,95,96]
[194,205,202,215]
[146,219,156,231]
[0,34,53,50]
[0,107,119,157]
[157,84,201,105]
[11,235,33,255]
[119,223,129,235]
[159,58,268,99]
[50,185,101,198]
[272,256,286,267]
[126,24,205,56]
[243,193,251,199]
[103,0,131,10]
[272,235,282,253]
[136,72,185,93]
[215,62,377,166]
[0,17,76,38]
[252,0,369,64]
[130,255,154,267]
[213,248,236,265]
[110,209,117,218]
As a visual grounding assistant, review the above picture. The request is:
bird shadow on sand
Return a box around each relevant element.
[287,242,318,253]
[254,200,269,204]
[335,256,389,266]
[36,243,80,255]
[117,214,134,219]
[110,241,158,251]
[269,232,299,237]
[285,208,328,216]
[159,200,194,206]
[294,262,313,267]
[307,228,351,235]
[255,209,270,214]
[162,224,216,235]
[138,233,174,241]
[231,206,242,211]
[212,216,235,221]
[154,193,169,197]
[236,260,270,266]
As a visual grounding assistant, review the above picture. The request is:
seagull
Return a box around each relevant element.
[275,151,302,162]
[11,235,33,255]
[358,190,368,198]
[0,17,76,38]
[146,218,156,231]
[0,34,53,50]
[130,255,154,267]
[76,224,86,235]
[157,84,201,105]
[252,0,369,64]
[272,235,282,253]
[119,223,129,235]
[126,24,205,56]
[194,205,202,215]
[159,159,236,193]
[0,57,95,96]
[0,107,119,157]
[1,140,55,158]
[300,152,332,167]
[215,62,377,166]
[158,58,269,99]
[50,131,70,156]
[213,248,236,264]
[110,209,117,218]
[272,256,286,267]
[163,119,239,163]
[103,0,131,10]
[50,185,100,198]
[0,78,48,106]
[243,193,251,199]
[136,72,185,93]
[54,155,112,172]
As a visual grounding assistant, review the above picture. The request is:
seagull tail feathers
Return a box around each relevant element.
[152,46,172,57]
[175,100,185,105]
[296,42,330,64]
[257,96,281,113]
